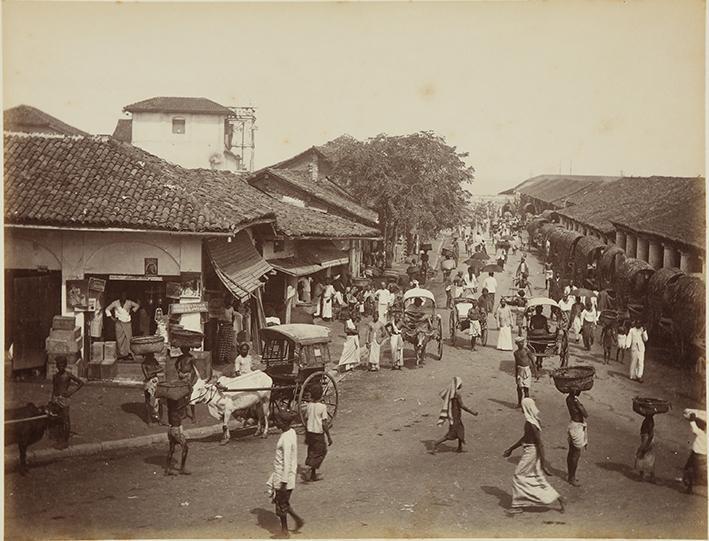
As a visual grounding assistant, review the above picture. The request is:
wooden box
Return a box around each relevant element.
[99,357,117,379]
[52,316,76,330]
[91,341,104,362]
[103,341,117,361]
[49,327,82,341]
[46,336,82,354]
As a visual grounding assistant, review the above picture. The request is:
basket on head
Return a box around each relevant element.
[155,381,191,401]
[130,335,165,355]
[551,366,595,393]
[632,397,671,417]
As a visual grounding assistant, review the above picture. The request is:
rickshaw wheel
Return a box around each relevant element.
[298,371,339,427]
[436,317,444,360]
[449,311,456,346]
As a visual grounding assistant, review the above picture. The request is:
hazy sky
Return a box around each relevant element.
[3,0,705,194]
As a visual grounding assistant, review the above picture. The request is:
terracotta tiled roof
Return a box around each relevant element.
[4,133,275,233]
[123,97,232,116]
[4,105,89,136]
[505,174,620,205]
[260,168,379,226]
[558,176,706,250]
[202,170,381,239]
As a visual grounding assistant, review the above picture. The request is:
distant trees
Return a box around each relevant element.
[332,131,474,264]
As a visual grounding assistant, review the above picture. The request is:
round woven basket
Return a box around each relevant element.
[130,335,165,355]
[551,366,595,393]
[156,381,190,401]
[633,397,671,416]
[170,329,204,349]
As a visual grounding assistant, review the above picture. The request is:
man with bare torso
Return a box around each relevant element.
[566,391,588,486]
[51,356,84,449]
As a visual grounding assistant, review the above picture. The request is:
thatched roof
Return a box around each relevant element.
[669,275,705,339]
[615,258,655,299]
[549,229,583,272]
[599,245,625,290]
[557,176,705,250]
[573,236,607,283]
[526,218,549,237]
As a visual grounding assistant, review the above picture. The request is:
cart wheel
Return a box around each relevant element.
[298,371,339,427]
[449,311,456,346]
[436,317,444,360]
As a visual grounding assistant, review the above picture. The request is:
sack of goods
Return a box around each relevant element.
[633,397,671,416]
[156,380,191,401]
[551,366,595,393]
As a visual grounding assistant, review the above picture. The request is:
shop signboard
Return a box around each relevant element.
[169,302,209,315]
[88,277,106,293]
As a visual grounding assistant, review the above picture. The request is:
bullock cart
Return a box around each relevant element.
[190,324,338,444]
[401,288,443,366]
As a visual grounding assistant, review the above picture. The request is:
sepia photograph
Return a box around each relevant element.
[2,0,706,539]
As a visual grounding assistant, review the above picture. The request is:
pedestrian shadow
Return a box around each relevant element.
[488,398,518,410]
[595,460,678,491]
[250,507,281,537]
[606,370,631,383]
[144,454,166,467]
[498,360,514,376]
[420,439,455,453]
[480,485,512,509]
[121,401,147,423]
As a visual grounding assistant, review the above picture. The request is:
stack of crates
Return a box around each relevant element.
[46,315,84,379]
[88,340,117,380]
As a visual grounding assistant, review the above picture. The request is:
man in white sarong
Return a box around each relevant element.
[375,282,391,323]
[338,315,361,371]
[367,312,387,372]
[105,292,140,360]
[628,321,648,382]
[321,279,335,321]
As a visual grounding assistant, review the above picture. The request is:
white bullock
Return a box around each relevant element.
[190,370,272,444]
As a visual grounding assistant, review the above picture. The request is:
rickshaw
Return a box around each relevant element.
[400,287,444,366]
[449,296,484,348]
[524,297,569,371]
[260,324,339,426]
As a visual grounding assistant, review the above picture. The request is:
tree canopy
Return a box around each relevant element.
[332,132,474,246]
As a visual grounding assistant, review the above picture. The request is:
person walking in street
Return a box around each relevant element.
[386,315,404,369]
[468,302,482,351]
[367,312,387,372]
[312,279,324,319]
[482,272,498,313]
[516,255,530,281]
[634,412,656,483]
[50,356,84,449]
[303,385,333,482]
[566,391,588,487]
[557,293,573,330]
[513,338,537,407]
[271,412,304,537]
[682,409,706,494]
[616,319,630,363]
[375,281,392,323]
[175,347,198,422]
[580,300,598,351]
[105,291,140,360]
[628,320,649,382]
[495,298,514,351]
[142,352,163,424]
[338,312,361,372]
[432,377,478,454]
[164,383,191,476]
[544,262,554,291]
[321,278,336,322]
[503,398,564,514]
[570,296,584,343]
[462,268,478,297]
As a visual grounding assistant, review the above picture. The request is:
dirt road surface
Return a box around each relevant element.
[5,240,706,539]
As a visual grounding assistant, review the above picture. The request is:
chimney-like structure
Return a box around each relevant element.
[308,161,319,182]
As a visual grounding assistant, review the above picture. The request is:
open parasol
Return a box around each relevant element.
[481,263,504,273]
[468,252,489,262]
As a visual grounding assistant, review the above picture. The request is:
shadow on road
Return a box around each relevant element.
[249,507,281,537]
[488,398,518,410]
[120,402,147,423]
[480,485,511,509]
[595,460,681,492]
[498,360,514,376]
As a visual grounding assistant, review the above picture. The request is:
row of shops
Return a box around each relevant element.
[4,132,381,377]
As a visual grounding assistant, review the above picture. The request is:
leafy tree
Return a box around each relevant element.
[332,132,474,265]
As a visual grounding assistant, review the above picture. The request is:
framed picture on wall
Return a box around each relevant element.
[66,279,89,311]
[144,258,158,276]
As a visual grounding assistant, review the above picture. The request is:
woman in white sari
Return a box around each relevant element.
[495,299,514,351]
[321,279,335,321]
[503,398,564,514]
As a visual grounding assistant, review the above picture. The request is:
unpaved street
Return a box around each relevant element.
[5,247,706,539]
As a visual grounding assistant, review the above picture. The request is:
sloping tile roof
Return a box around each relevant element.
[558,176,706,250]
[112,118,132,143]
[4,133,275,233]
[123,97,232,116]
[207,234,273,300]
[258,168,379,226]
[505,174,620,205]
[4,105,89,136]
[202,169,381,239]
